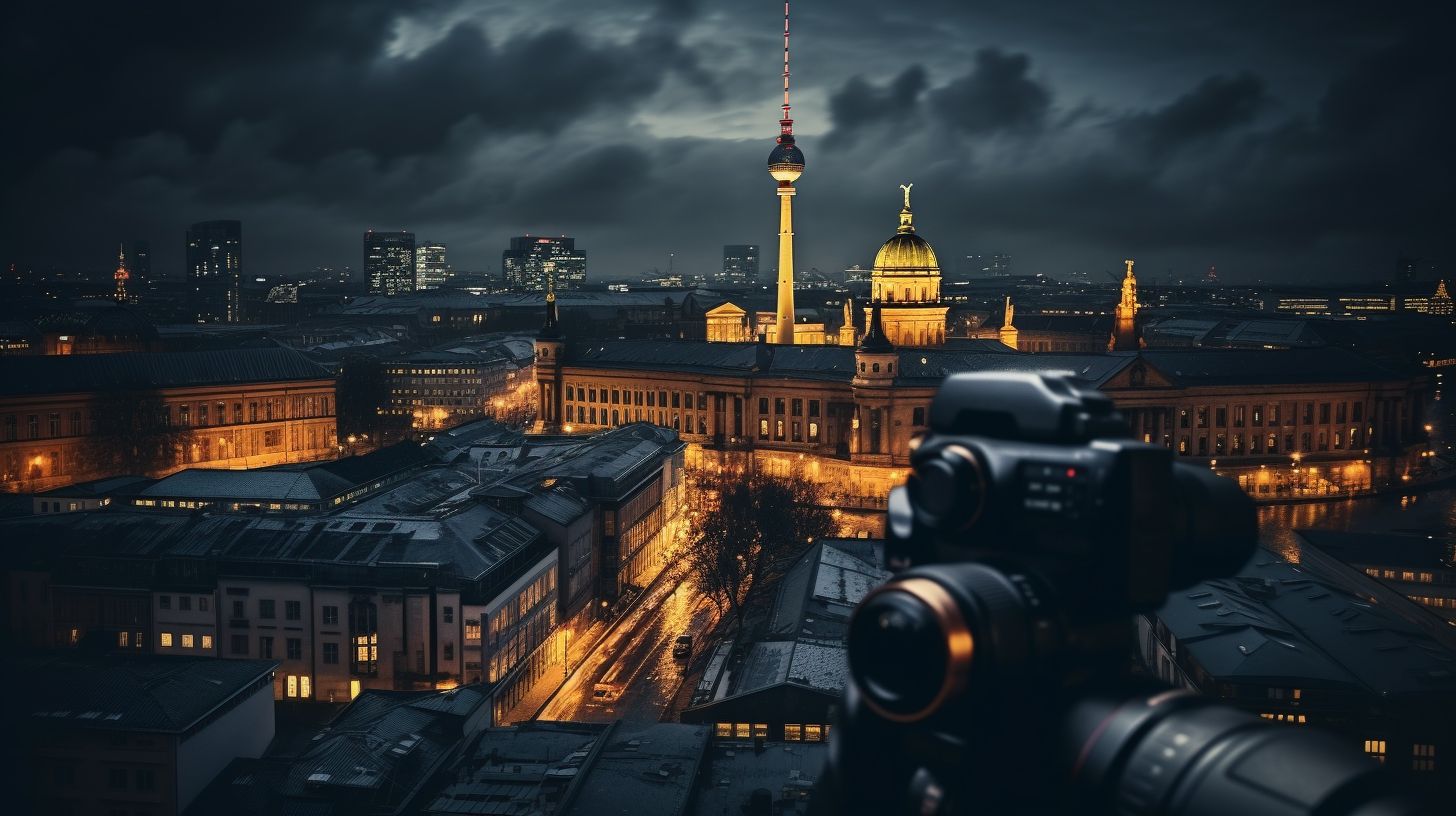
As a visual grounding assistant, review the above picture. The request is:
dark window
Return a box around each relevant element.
[1319,403,1330,424]
[1215,407,1227,428]
[444,642,455,661]
[322,605,339,626]
[286,638,302,660]
[178,596,191,611]
[259,600,275,619]
[1196,407,1208,429]
[159,595,170,610]
[135,769,155,792]
[809,400,820,417]
[108,768,127,789]
[1302,403,1314,424]
[1336,403,1347,424]
[232,600,245,619]
[285,601,301,621]
[443,605,454,623]
[775,398,786,414]
[259,637,274,659]
[913,407,926,426]
[792,399,803,416]
[199,596,209,612]
[758,397,769,414]
[1352,402,1364,422]
[323,642,339,664]
[231,635,248,655]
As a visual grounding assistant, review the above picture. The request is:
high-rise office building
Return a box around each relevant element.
[364,230,416,296]
[501,236,587,291]
[415,242,452,289]
[720,245,761,284]
[185,220,243,323]
[122,240,151,288]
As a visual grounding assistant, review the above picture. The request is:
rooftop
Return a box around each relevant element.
[16,654,276,734]
[0,346,332,397]
[1153,549,1456,695]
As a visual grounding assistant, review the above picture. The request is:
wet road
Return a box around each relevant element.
[538,571,720,724]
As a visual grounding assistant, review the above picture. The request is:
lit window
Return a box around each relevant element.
[735,723,750,739]
[181,634,195,648]
[753,723,768,739]
[1364,740,1386,763]
[160,632,174,648]
[286,675,298,697]
[784,724,802,741]
[716,722,732,738]
[1413,744,1436,772]
[201,635,213,650]
[804,724,824,742]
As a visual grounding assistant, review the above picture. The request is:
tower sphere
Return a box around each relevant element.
[768,136,805,182]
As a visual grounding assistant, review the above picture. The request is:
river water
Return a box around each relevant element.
[1259,487,1456,562]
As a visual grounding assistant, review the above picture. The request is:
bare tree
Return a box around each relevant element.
[84,389,192,477]
[683,466,833,633]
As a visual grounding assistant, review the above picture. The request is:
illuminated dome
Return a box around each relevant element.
[767,136,805,182]
[873,231,939,272]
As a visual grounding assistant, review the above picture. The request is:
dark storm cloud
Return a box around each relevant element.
[929,49,1051,136]
[824,66,928,146]
[1118,73,1267,157]
[0,0,1450,283]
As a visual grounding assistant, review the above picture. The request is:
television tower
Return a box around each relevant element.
[113,243,130,303]
[768,2,804,345]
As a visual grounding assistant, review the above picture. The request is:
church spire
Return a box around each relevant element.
[1111,258,1139,351]
[858,301,894,353]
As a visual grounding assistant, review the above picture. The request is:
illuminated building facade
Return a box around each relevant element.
[112,244,130,303]
[381,341,535,431]
[364,229,417,296]
[2,423,684,717]
[415,241,453,289]
[0,348,338,493]
[864,185,949,347]
[122,239,150,290]
[185,220,243,323]
[537,311,1431,529]
[502,236,587,291]
[720,244,761,284]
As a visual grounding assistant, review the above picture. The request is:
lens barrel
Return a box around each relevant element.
[1065,692,1423,816]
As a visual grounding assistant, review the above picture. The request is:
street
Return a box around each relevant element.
[538,571,719,723]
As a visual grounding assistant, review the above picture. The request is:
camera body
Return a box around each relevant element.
[815,373,1418,816]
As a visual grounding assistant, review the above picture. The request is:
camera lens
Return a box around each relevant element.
[849,578,973,722]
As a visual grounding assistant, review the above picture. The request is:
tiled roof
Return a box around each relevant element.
[1154,550,1456,695]
[19,654,276,733]
[0,347,331,396]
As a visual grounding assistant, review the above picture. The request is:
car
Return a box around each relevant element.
[672,635,692,659]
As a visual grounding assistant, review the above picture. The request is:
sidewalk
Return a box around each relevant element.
[498,618,609,725]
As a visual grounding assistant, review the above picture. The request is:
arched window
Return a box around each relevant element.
[872,363,880,373]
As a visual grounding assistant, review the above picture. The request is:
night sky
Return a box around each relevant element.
[2,1,1450,285]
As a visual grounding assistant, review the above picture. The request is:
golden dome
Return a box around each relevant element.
[873,232,939,271]
[872,186,939,272]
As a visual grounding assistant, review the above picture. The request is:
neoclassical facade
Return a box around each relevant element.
[536,308,1433,531]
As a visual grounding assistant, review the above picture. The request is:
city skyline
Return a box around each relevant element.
[2,2,1451,285]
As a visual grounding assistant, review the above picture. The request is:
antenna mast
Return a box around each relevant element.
[780,2,794,139]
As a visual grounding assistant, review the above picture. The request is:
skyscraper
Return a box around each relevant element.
[720,245,760,284]
[364,230,416,296]
[185,220,243,323]
[415,242,452,289]
[501,236,587,291]
[768,2,803,344]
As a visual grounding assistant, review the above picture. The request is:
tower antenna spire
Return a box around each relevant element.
[780,2,793,139]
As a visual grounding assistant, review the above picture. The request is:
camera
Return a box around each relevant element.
[812,372,1424,816]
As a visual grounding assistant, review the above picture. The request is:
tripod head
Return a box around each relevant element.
[814,373,1424,815]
